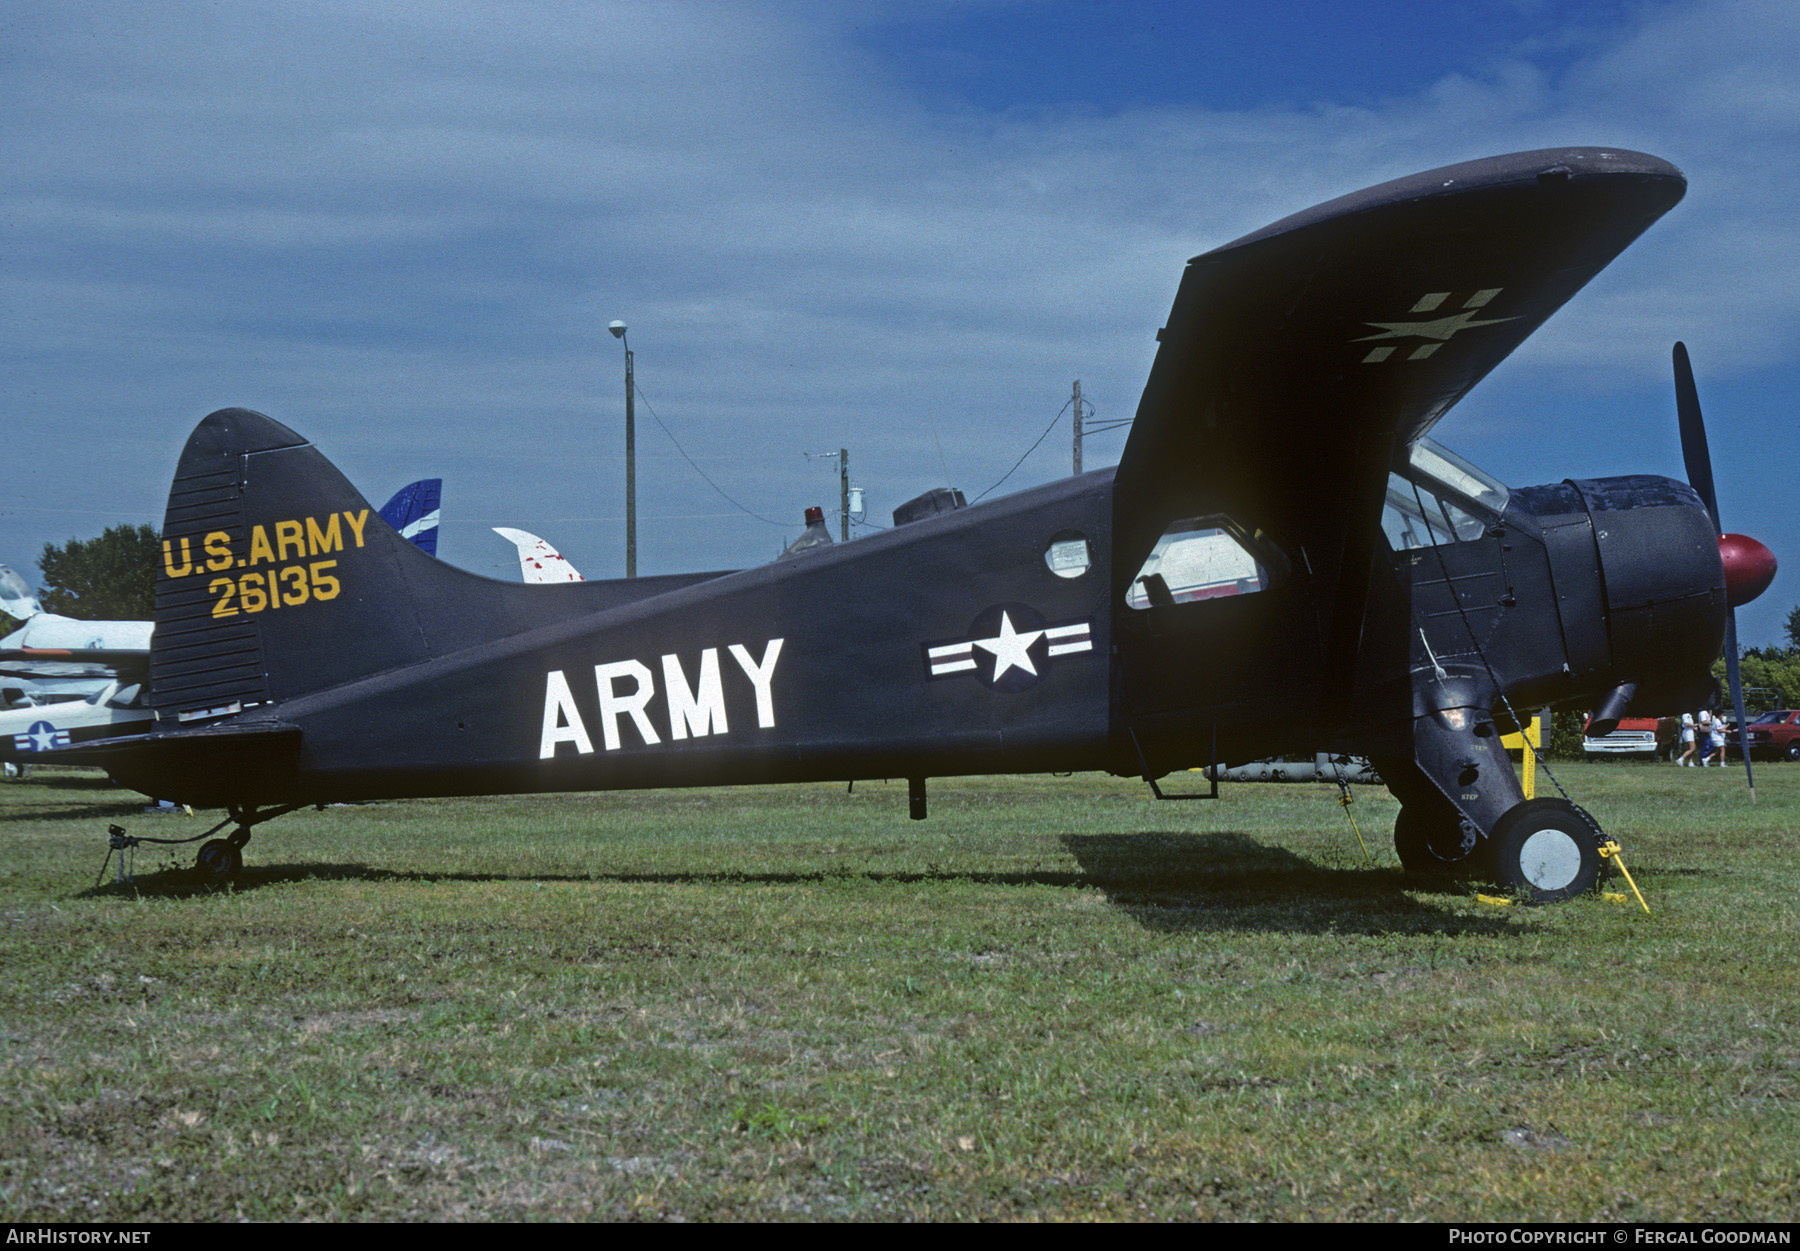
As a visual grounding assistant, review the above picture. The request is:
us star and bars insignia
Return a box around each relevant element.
[13,721,70,753]
[923,604,1094,693]
[1355,288,1517,363]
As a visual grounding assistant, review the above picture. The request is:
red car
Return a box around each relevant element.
[1737,710,1800,761]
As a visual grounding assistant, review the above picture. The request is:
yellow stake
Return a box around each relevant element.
[1337,788,1371,861]
[1499,710,1544,800]
[1598,841,1650,914]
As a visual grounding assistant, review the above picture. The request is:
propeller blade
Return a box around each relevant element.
[1673,342,1722,532]
[1675,343,1756,799]
[1724,609,1756,802]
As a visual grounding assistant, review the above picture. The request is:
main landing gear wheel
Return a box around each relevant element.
[1486,799,1602,905]
[1393,805,1481,877]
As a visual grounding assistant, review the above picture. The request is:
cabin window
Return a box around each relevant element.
[1044,533,1092,579]
[1126,518,1274,610]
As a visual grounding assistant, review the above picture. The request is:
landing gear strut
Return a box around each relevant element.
[1378,683,1611,903]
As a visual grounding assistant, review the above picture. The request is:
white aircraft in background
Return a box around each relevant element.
[493,528,585,583]
[2,677,150,751]
[0,567,152,706]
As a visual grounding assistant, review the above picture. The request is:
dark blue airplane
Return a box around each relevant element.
[20,148,1778,903]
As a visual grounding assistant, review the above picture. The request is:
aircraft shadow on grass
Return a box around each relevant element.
[1058,831,1518,936]
[84,830,1517,936]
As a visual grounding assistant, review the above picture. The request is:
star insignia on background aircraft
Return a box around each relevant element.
[1356,289,1517,363]
[14,721,70,753]
[924,605,1093,692]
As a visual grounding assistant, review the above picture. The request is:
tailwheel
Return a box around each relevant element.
[194,823,251,886]
[1393,803,1481,877]
[1486,798,1603,905]
[194,839,242,884]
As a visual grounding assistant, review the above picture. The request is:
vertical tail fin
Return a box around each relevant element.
[493,527,586,583]
[151,408,435,724]
[379,479,443,556]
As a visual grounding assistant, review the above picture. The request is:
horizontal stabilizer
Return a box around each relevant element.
[1,722,301,806]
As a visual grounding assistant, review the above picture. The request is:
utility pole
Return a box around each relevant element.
[839,448,850,541]
[1071,379,1083,476]
[625,343,636,578]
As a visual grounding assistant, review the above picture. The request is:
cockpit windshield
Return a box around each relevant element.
[1406,438,1509,513]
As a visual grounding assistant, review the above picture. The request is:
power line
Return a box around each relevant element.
[1084,417,1133,434]
[632,383,789,527]
[973,397,1074,503]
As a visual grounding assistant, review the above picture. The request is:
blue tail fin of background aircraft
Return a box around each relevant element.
[378,479,442,556]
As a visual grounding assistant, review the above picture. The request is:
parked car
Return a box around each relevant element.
[1583,715,1660,759]
[1736,709,1800,761]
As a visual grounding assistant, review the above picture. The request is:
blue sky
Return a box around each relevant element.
[2,0,1796,645]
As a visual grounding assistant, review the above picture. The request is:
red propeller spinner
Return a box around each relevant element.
[1720,533,1777,607]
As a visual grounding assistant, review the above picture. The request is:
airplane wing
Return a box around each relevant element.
[493,527,585,583]
[1116,147,1686,700]
[0,603,153,700]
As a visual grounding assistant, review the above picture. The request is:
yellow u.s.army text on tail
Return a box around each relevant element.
[161,510,369,619]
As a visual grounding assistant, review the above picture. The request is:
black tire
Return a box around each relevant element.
[1784,741,1800,763]
[1486,799,1602,904]
[195,839,243,885]
[1394,804,1481,877]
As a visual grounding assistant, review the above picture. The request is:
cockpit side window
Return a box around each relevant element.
[1126,517,1288,610]
[1383,438,1506,550]
[1383,474,1486,549]
[105,683,144,709]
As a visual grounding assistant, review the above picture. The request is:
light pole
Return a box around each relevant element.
[608,320,635,578]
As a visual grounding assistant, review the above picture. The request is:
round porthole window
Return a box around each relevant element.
[1044,531,1091,579]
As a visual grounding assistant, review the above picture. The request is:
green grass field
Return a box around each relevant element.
[2,762,1796,1221]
